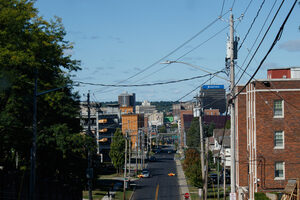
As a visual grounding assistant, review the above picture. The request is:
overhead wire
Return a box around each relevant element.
[234,0,283,90]
[238,0,266,51]
[234,0,298,99]
[93,11,230,95]
[235,0,278,80]
[135,24,229,82]
[77,72,221,87]
[175,70,225,102]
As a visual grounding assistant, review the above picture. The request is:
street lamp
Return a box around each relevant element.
[160,60,229,82]
[29,71,71,200]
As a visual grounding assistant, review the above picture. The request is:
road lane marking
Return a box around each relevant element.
[155,184,159,200]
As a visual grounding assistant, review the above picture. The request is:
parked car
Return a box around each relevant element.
[141,169,151,178]
[149,156,156,162]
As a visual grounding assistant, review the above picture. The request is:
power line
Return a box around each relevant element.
[235,0,278,82]
[176,70,225,102]
[94,13,230,95]
[238,0,266,51]
[135,25,229,83]
[77,73,218,88]
[234,0,298,99]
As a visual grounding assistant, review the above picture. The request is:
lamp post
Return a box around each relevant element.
[160,60,229,82]
[29,71,71,200]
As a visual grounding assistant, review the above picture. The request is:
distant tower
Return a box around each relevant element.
[201,85,226,114]
[118,92,136,112]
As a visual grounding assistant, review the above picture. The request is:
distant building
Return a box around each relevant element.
[179,110,193,148]
[136,100,156,115]
[118,92,136,111]
[97,114,120,162]
[267,67,300,79]
[80,102,99,135]
[148,111,164,127]
[120,106,134,114]
[121,114,144,149]
[201,85,226,114]
[204,108,220,116]
[203,115,229,129]
[172,102,194,122]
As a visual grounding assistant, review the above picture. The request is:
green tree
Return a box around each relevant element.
[186,117,200,148]
[203,122,215,137]
[0,0,89,186]
[183,148,202,187]
[158,125,167,133]
[109,129,125,174]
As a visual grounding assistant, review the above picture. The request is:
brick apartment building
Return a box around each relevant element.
[122,113,144,149]
[179,110,193,148]
[236,78,300,199]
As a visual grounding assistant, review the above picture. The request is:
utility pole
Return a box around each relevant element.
[204,139,209,200]
[196,94,205,199]
[129,134,131,179]
[123,131,128,200]
[217,158,220,200]
[87,92,93,200]
[229,13,236,200]
[224,163,226,200]
[142,131,145,169]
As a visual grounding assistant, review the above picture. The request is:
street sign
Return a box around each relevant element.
[184,193,190,199]
[202,85,224,89]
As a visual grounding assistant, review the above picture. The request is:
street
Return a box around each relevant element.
[131,149,180,200]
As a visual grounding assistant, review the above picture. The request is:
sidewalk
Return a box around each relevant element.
[175,158,190,200]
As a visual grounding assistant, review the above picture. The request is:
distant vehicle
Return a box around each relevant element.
[142,169,150,178]
[149,156,156,162]
[154,149,161,154]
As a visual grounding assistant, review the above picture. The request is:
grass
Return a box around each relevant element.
[82,190,106,200]
[114,188,134,200]
[99,173,123,179]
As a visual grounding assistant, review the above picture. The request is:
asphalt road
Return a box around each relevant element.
[131,149,180,200]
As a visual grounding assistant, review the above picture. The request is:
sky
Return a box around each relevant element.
[34,0,300,102]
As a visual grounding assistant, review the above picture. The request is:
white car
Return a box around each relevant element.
[142,169,150,178]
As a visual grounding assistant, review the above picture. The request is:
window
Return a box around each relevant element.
[274,131,284,149]
[274,100,283,117]
[275,162,285,179]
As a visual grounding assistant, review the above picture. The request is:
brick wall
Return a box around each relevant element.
[237,79,300,199]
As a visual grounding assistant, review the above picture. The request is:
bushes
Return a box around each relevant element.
[254,192,270,200]
[183,148,203,187]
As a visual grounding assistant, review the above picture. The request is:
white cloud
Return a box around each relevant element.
[279,40,300,52]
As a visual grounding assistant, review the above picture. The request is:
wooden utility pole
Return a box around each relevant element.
[196,94,205,199]
[204,138,209,200]
[224,163,226,200]
[229,13,236,200]
[129,135,131,179]
[87,91,93,200]
[123,131,128,200]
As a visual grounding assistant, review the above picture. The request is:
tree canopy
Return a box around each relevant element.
[109,129,125,174]
[0,0,90,186]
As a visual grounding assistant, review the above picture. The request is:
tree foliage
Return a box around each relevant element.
[109,129,125,174]
[186,117,200,148]
[0,0,89,186]
[183,148,203,187]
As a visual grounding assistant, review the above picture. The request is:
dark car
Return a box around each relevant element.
[149,156,156,162]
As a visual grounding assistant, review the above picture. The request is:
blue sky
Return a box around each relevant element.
[35,0,300,102]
